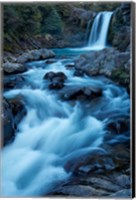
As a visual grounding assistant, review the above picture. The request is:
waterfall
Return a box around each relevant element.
[88,11,113,49]
[84,19,92,43]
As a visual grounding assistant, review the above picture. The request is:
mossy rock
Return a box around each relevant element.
[111,68,130,92]
[108,4,130,51]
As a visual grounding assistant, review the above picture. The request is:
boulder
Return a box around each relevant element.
[9,97,26,129]
[74,48,130,90]
[110,189,131,197]
[64,148,108,174]
[73,70,84,77]
[87,177,122,192]
[45,59,56,64]
[43,72,67,90]
[65,63,75,69]
[2,98,15,145]
[4,75,25,90]
[49,184,107,197]
[60,85,102,101]
[16,49,55,63]
[115,175,130,188]
[3,52,17,63]
[43,72,56,81]
[3,62,27,74]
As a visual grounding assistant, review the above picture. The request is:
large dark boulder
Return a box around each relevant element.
[4,75,25,90]
[60,85,102,101]
[9,97,27,129]
[43,72,67,90]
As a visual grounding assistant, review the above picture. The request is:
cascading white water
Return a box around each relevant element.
[88,11,113,49]
[1,58,130,197]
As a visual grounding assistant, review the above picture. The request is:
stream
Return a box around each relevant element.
[1,11,130,197]
[2,49,130,196]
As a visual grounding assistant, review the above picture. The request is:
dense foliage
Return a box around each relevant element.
[3,3,121,52]
[3,4,64,51]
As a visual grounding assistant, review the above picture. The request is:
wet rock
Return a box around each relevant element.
[65,63,75,69]
[4,75,25,90]
[43,72,56,81]
[74,70,84,77]
[60,85,102,100]
[110,189,131,197]
[115,175,130,188]
[64,148,108,173]
[3,52,17,63]
[78,156,116,174]
[74,48,130,89]
[16,53,30,63]
[45,59,56,64]
[9,97,26,129]
[49,78,65,89]
[87,177,122,192]
[106,117,130,135]
[3,62,27,74]
[44,72,67,90]
[16,48,55,63]
[50,184,108,197]
[74,48,118,77]
[2,98,15,145]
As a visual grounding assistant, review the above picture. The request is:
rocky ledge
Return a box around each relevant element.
[3,48,56,74]
[74,47,130,92]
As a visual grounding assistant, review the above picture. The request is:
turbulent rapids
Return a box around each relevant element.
[2,56,130,197]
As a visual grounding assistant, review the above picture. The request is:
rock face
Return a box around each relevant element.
[3,62,27,74]
[43,72,67,89]
[16,48,55,63]
[69,7,96,28]
[2,98,15,145]
[108,3,131,51]
[74,48,130,90]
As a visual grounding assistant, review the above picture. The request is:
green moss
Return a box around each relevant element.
[111,67,130,91]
